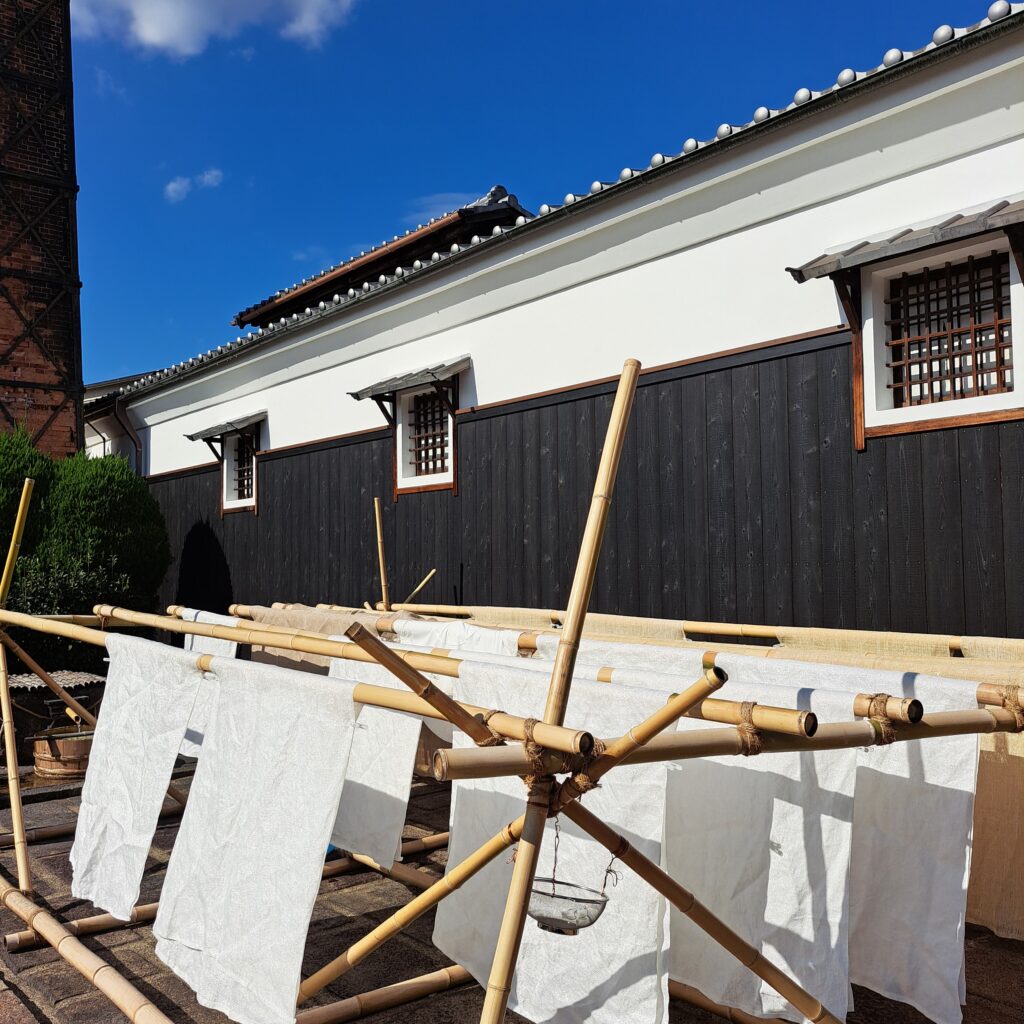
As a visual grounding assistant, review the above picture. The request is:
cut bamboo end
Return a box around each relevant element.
[852,693,924,724]
[296,966,472,1024]
[688,696,817,738]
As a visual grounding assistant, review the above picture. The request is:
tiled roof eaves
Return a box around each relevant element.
[118,4,1023,403]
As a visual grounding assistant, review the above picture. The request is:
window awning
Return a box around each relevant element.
[185,411,266,442]
[787,198,1024,283]
[348,355,471,401]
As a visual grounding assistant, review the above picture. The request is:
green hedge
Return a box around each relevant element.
[0,428,171,671]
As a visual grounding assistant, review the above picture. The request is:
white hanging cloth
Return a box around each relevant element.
[71,634,206,921]
[178,608,241,757]
[327,651,452,865]
[433,659,671,1024]
[153,657,358,1024]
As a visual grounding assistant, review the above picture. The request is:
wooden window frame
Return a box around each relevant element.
[221,424,260,515]
[393,377,459,498]
[840,228,1024,450]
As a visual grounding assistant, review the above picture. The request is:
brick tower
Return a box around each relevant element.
[0,0,82,456]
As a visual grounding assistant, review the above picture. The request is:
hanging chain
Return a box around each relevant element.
[599,851,622,897]
[549,815,561,894]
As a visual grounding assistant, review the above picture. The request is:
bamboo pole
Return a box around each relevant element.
[296,965,472,1024]
[374,497,391,612]
[157,605,817,737]
[345,623,501,748]
[6,832,451,953]
[0,630,97,726]
[73,607,593,755]
[0,479,35,893]
[402,568,437,605]
[434,706,1019,780]
[0,801,184,851]
[479,359,640,1024]
[299,657,723,1004]
[562,800,841,1024]
[0,876,172,1023]
[0,643,31,892]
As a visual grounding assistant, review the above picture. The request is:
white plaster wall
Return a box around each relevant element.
[121,36,1024,476]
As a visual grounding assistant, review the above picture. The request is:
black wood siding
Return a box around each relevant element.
[150,329,1024,637]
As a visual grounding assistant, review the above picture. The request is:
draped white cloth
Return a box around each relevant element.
[71,634,206,920]
[393,617,522,657]
[153,657,358,1024]
[327,652,452,865]
[433,660,672,1024]
[179,608,240,757]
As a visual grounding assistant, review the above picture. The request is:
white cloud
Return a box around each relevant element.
[164,167,223,202]
[163,176,192,202]
[403,191,481,226]
[71,0,358,58]
[196,167,224,189]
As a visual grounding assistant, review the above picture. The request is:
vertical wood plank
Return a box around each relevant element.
[884,434,928,633]
[731,363,763,625]
[999,421,1024,637]
[706,370,737,623]
[680,375,709,620]
[919,430,965,634]
[759,358,792,625]
[788,351,823,626]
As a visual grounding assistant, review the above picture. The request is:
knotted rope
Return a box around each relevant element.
[738,701,762,756]
[1002,688,1024,731]
[478,707,507,747]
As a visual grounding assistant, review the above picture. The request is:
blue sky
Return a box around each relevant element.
[74,0,993,383]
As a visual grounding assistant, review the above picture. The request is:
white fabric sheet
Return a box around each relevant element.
[433,660,671,1024]
[153,657,358,1024]
[328,652,451,865]
[179,608,240,757]
[393,617,522,657]
[534,640,980,1024]
[71,634,206,920]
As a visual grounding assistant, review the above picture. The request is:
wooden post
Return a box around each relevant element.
[374,496,391,612]
[0,479,35,894]
[562,801,841,1024]
[479,359,641,1024]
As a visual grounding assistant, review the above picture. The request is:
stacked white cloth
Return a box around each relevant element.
[179,608,241,757]
[327,650,452,865]
[392,617,522,656]
[533,632,696,674]
[433,660,672,1024]
[71,634,206,920]
[154,656,358,1024]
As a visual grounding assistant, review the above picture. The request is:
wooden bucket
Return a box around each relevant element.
[32,727,93,779]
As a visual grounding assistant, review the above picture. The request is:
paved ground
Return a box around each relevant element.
[0,777,1021,1024]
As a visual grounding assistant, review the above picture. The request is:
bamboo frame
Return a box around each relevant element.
[374,496,391,612]
[91,606,594,755]
[298,659,727,1003]
[433,706,1019,781]
[0,874,173,1023]
[1,479,36,894]
[122,605,821,739]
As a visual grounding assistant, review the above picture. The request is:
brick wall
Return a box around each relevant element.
[0,0,82,457]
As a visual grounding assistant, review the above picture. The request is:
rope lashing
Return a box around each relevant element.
[868,716,897,745]
[1001,688,1024,731]
[478,708,507,747]
[738,701,763,756]
[866,692,891,720]
[568,735,608,794]
[522,718,549,783]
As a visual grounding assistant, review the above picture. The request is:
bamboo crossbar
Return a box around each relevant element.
[4,832,451,953]
[433,707,1021,780]
[306,601,1024,709]
[4,606,590,756]
[0,801,183,851]
[374,496,391,612]
[0,875,173,1023]
[137,607,827,739]
[296,965,472,1024]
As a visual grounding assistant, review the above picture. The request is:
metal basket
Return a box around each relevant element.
[527,878,609,935]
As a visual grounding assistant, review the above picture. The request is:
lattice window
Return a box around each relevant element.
[409,389,449,476]
[234,428,257,500]
[885,250,1012,408]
